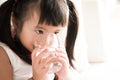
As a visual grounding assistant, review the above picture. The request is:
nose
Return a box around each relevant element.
[46,33,59,48]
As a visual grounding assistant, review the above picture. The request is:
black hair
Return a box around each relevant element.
[0,0,78,79]
[66,0,79,67]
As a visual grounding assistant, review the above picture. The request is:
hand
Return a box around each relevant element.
[54,47,71,80]
[31,46,57,80]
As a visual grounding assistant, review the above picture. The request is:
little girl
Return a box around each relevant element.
[0,0,79,80]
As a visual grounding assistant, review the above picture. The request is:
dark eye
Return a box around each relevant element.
[36,30,43,34]
[54,32,59,34]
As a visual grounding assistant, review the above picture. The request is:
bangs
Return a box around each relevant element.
[38,0,68,26]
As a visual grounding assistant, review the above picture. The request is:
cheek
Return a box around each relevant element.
[19,30,35,52]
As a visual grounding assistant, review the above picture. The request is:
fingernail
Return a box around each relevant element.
[36,51,41,56]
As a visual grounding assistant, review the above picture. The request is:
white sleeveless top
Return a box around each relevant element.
[0,42,54,80]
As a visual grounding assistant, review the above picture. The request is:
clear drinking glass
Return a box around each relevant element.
[34,33,62,73]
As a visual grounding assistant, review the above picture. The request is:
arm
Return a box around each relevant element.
[0,47,13,80]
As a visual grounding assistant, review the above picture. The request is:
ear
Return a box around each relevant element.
[11,12,18,28]
[11,12,18,38]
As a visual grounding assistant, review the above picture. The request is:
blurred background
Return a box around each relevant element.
[74,0,120,80]
[1,0,120,80]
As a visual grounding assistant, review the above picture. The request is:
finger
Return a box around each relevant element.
[35,47,54,58]
[56,47,67,55]
[38,52,57,66]
[35,48,49,64]
[55,49,68,60]
[35,48,57,65]
[56,56,69,67]
[40,63,53,73]
[55,51,69,67]
[31,45,41,61]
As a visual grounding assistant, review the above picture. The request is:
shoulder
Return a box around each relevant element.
[0,46,10,63]
[0,43,12,67]
[0,46,13,79]
[0,42,19,62]
[0,42,32,80]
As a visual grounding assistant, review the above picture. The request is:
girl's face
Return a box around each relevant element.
[19,11,63,52]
